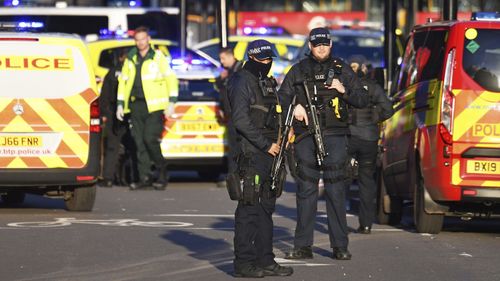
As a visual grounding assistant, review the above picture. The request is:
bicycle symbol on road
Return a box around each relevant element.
[7,217,194,228]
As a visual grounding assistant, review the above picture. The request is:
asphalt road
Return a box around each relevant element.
[1,172,499,281]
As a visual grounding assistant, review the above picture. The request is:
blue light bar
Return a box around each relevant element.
[17,21,44,29]
[242,26,286,36]
[471,12,500,21]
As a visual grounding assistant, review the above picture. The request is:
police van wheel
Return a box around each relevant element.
[65,185,97,212]
[413,169,444,234]
[376,171,402,225]
[1,191,25,205]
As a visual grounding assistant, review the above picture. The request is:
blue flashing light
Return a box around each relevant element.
[171,58,185,65]
[471,12,500,21]
[128,0,141,7]
[99,28,110,36]
[12,0,20,6]
[17,21,44,29]
[243,26,252,35]
[242,26,286,36]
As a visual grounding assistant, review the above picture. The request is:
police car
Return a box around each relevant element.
[87,38,227,179]
[378,12,500,233]
[0,25,100,210]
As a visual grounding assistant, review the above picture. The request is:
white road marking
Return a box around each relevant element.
[274,258,332,267]
[154,213,355,218]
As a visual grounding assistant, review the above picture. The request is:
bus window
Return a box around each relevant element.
[0,15,107,36]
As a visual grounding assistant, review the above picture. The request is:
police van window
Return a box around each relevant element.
[396,35,415,91]
[98,47,131,69]
[415,30,447,82]
[0,15,107,36]
[396,30,447,90]
[463,29,500,92]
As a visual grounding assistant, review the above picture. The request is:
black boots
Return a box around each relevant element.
[152,162,168,190]
[285,246,313,259]
[129,177,152,190]
[332,247,352,260]
[357,226,371,234]
[261,263,294,276]
[234,264,264,278]
[234,263,293,278]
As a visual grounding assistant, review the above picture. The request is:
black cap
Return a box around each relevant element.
[247,39,277,60]
[348,55,367,66]
[309,27,331,46]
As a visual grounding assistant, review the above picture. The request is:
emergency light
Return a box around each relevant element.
[471,12,500,21]
[0,21,44,31]
[242,26,287,36]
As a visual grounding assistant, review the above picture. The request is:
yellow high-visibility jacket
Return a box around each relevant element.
[117,46,178,113]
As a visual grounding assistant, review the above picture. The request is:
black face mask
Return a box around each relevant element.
[243,59,272,78]
[356,69,365,78]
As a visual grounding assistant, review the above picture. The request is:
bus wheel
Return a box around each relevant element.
[65,185,96,212]
[1,191,25,205]
[414,167,444,234]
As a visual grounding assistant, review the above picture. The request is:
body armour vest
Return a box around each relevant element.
[298,57,349,133]
[349,77,379,126]
[241,70,282,141]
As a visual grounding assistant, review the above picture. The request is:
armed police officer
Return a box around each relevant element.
[279,27,369,260]
[347,56,394,234]
[227,39,293,278]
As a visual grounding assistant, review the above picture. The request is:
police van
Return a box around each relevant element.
[0,29,100,211]
[378,12,500,233]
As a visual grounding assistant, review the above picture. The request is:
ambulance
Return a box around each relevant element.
[378,12,500,233]
[0,29,100,211]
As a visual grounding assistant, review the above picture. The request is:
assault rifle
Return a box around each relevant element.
[303,81,327,166]
[270,94,297,190]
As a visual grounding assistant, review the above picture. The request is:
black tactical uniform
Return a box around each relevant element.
[216,59,243,175]
[279,27,369,260]
[228,40,293,278]
[348,70,394,234]
[99,63,127,187]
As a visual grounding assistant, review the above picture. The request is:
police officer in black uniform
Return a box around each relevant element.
[216,47,243,179]
[347,56,394,234]
[279,27,369,260]
[98,51,127,187]
[228,39,293,278]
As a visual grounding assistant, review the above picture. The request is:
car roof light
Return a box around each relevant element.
[471,12,500,21]
[171,58,185,65]
[242,26,286,36]
[128,0,142,7]
[243,26,252,35]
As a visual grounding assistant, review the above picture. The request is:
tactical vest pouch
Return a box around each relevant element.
[226,173,242,201]
[328,97,349,122]
[242,167,260,205]
[249,106,267,129]
[264,104,281,131]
